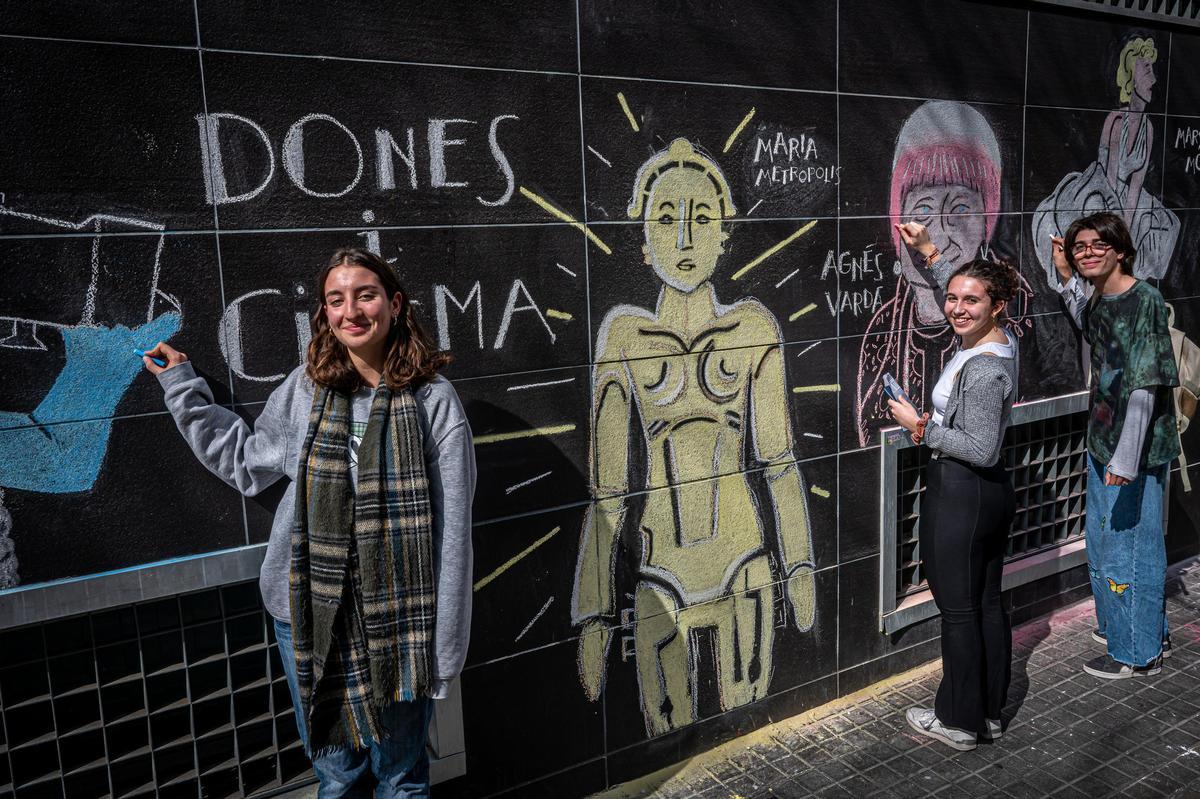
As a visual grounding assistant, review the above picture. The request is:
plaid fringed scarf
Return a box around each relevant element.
[289,384,436,755]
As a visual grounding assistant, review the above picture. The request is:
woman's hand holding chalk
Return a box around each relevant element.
[138,342,189,375]
[135,349,168,368]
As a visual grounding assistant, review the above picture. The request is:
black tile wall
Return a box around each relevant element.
[4,2,1200,798]
[0,0,197,45]
[840,0,1027,104]
[580,1,836,91]
[196,0,578,73]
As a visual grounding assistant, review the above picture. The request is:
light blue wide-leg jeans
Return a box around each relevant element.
[274,620,433,799]
[1085,455,1168,667]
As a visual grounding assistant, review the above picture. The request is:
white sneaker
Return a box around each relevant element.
[905,707,977,751]
[981,718,1003,740]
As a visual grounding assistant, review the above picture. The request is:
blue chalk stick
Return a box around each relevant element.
[135,348,167,368]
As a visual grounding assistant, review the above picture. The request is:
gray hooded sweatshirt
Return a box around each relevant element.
[157,363,475,698]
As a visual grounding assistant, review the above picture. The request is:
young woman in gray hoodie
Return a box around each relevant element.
[143,247,475,796]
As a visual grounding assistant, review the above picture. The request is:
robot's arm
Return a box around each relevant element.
[752,343,816,630]
[752,344,814,572]
[572,362,632,625]
[573,358,633,701]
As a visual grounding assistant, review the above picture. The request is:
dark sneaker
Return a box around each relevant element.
[1090,629,1171,658]
[905,707,977,751]
[1082,653,1162,680]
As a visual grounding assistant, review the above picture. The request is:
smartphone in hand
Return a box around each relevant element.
[882,372,910,404]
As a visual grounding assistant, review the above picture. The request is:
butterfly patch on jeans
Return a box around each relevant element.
[1107,578,1131,595]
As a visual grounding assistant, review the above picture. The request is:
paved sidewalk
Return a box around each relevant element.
[599,559,1200,799]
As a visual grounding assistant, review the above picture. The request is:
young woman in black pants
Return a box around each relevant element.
[886,222,1020,751]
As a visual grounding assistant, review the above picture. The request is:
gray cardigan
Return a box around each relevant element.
[924,353,1017,467]
[157,363,476,698]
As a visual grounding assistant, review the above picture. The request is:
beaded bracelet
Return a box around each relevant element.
[910,413,931,445]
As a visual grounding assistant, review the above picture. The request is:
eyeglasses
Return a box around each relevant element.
[1071,241,1114,256]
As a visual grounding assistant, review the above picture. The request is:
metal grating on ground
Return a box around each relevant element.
[1032,0,1200,27]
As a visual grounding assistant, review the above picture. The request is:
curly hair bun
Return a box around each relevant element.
[951,258,1020,304]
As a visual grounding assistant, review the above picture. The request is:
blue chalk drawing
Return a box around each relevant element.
[0,203,183,496]
[0,312,181,493]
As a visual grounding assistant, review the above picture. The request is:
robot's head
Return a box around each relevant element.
[628,138,736,292]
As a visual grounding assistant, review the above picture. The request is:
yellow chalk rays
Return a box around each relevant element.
[617,92,639,132]
[723,107,756,153]
[731,220,818,281]
[474,526,562,592]
[788,303,817,322]
[473,423,577,445]
[519,187,613,255]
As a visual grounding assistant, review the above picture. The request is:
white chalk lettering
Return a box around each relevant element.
[824,287,884,318]
[819,247,886,282]
[477,115,518,207]
[434,281,484,351]
[358,227,381,256]
[753,131,819,164]
[197,112,519,206]
[494,279,554,349]
[754,164,840,189]
[219,289,288,382]
[375,127,418,191]
[1175,125,1200,150]
[196,113,276,205]
[295,311,311,361]
[429,119,475,189]
[281,114,364,198]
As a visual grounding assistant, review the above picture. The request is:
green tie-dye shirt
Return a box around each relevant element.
[1084,280,1180,468]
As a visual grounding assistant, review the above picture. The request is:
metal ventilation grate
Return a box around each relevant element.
[1033,0,1200,27]
[893,411,1089,600]
[878,392,1094,633]
[0,583,312,799]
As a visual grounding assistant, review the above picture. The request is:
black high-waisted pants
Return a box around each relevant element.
[921,456,1015,734]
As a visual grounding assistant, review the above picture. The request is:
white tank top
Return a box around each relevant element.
[930,329,1016,425]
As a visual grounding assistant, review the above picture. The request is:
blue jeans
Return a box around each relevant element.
[274,620,433,799]
[1085,455,1168,667]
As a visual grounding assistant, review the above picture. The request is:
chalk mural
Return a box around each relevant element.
[572,139,816,736]
[1031,35,1180,286]
[0,204,183,587]
[4,3,1200,792]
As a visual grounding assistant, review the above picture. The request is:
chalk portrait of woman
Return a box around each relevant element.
[855,101,1029,447]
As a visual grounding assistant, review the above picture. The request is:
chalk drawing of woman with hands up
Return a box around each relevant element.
[1032,36,1179,286]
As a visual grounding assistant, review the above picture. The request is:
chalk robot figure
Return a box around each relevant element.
[571,139,816,736]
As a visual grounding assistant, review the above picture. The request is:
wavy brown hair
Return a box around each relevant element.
[306,247,451,393]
